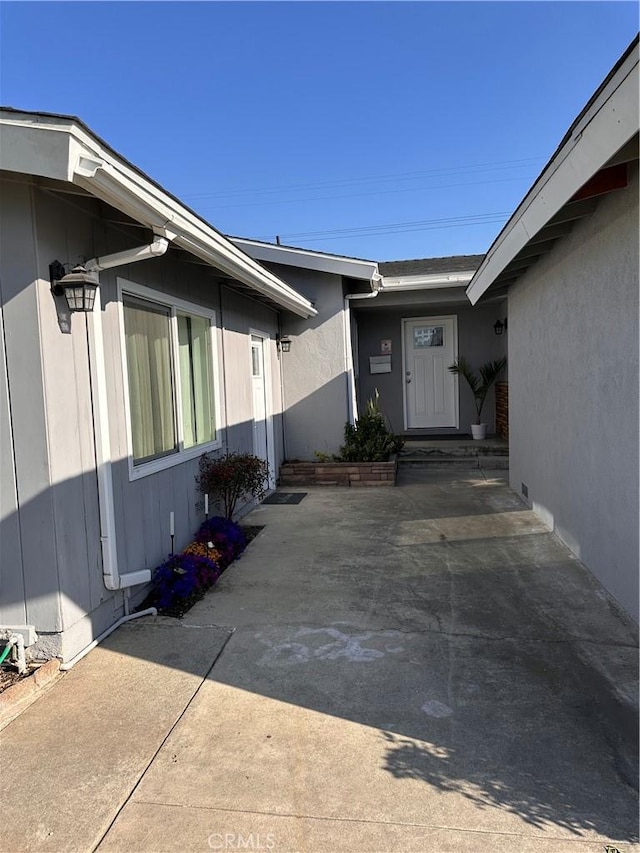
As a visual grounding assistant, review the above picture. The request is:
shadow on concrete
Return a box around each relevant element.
[3,471,638,847]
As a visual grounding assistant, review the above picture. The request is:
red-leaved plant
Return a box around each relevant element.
[197,452,269,520]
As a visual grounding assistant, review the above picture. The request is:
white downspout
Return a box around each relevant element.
[343,282,381,424]
[85,236,169,272]
[84,236,169,591]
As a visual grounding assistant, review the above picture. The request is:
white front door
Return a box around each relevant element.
[251,335,268,460]
[403,316,458,429]
[250,333,276,488]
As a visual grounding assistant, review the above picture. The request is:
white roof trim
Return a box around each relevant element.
[0,112,317,318]
[381,270,475,292]
[231,237,380,286]
[466,41,639,306]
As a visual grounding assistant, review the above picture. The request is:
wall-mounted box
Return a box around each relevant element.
[369,355,392,374]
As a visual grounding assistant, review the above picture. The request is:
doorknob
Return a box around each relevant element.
[406,377,412,384]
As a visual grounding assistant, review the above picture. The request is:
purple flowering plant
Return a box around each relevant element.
[149,517,247,614]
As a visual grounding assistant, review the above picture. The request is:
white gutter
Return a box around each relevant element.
[381,271,476,291]
[85,239,169,591]
[0,112,317,319]
[231,237,381,285]
[68,136,317,317]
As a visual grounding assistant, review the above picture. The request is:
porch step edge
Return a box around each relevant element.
[398,456,509,470]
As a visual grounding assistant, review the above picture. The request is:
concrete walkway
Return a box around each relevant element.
[1,470,638,853]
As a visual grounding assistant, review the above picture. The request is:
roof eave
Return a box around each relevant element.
[466,38,639,306]
[231,237,380,288]
[0,112,317,319]
[381,270,476,292]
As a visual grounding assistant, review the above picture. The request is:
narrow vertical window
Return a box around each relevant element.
[177,313,215,448]
[123,296,177,464]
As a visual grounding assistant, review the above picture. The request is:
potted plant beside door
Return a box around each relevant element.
[448,356,506,440]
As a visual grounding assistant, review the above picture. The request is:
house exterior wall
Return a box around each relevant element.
[0,301,26,627]
[0,176,283,660]
[508,163,639,621]
[265,262,350,460]
[356,300,507,434]
[0,179,63,650]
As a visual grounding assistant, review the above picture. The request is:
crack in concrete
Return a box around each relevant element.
[91,630,235,853]
[125,798,625,844]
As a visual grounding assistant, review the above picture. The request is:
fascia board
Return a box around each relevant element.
[467,47,639,306]
[370,287,470,310]
[75,165,316,317]
[231,238,379,283]
[71,148,317,318]
[381,271,475,291]
[0,112,317,319]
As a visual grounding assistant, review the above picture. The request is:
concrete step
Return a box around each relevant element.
[399,440,508,458]
[398,455,509,470]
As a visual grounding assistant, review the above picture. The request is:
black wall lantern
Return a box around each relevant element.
[276,333,292,353]
[493,318,508,336]
[50,261,99,313]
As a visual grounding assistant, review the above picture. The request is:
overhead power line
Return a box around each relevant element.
[183,156,544,202]
[196,174,536,211]
[257,211,510,244]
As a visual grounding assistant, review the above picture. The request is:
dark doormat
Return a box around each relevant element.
[262,492,307,505]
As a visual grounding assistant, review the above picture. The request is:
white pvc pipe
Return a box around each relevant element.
[85,237,170,592]
[1,634,26,674]
[85,236,168,272]
[87,289,147,590]
[343,290,380,424]
[59,608,157,671]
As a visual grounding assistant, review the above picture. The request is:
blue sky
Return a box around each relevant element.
[1,2,637,260]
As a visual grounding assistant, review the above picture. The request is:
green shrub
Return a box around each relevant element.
[339,392,404,462]
[197,451,269,520]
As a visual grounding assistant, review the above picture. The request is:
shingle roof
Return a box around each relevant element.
[228,235,376,264]
[379,255,485,277]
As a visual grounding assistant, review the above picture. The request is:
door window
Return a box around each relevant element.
[413,326,444,348]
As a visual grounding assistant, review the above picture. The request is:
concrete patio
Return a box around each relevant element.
[1,469,638,853]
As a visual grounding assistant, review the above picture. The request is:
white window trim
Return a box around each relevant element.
[117,277,222,481]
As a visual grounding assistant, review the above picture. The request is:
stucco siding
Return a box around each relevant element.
[508,164,639,620]
[267,262,349,460]
[356,301,507,434]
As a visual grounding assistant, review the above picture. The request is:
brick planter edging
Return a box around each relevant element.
[0,659,62,732]
[496,381,509,441]
[279,456,397,487]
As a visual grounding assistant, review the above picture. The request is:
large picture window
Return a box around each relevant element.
[120,281,219,475]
